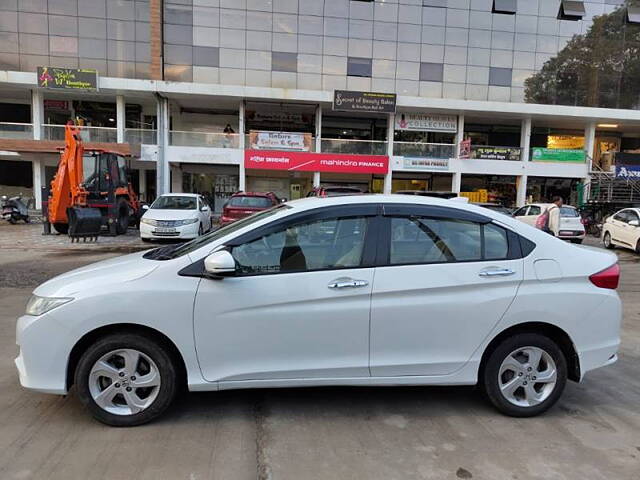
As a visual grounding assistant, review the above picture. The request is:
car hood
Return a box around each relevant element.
[33,251,159,298]
[143,209,198,221]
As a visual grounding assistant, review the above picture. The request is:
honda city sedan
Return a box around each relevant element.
[602,208,640,253]
[16,195,621,426]
[140,193,212,241]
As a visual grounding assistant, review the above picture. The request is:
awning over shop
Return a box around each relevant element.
[0,139,139,157]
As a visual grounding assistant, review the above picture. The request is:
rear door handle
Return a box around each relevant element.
[479,268,516,277]
[328,278,369,289]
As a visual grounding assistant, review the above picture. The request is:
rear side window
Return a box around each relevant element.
[229,196,272,208]
[528,206,541,215]
[388,217,509,265]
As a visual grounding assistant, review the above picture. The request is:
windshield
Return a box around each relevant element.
[560,207,579,217]
[151,196,197,210]
[229,196,272,208]
[144,204,291,260]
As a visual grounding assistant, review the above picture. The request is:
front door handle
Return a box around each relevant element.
[479,268,516,277]
[328,277,369,289]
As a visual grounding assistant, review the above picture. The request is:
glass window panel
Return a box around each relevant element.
[558,1,585,20]
[484,223,509,260]
[165,44,193,64]
[272,51,297,72]
[489,67,512,86]
[231,216,369,275]
[164,4,194,25]
[423,0,446,7]
[347,56,372,77]
[492,0,517,14]
[194,46,219,67]
[419,62,444,81]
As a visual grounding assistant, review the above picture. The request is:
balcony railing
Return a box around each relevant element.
[0,122,33,139]
[170,131,240,148]
[470,145,522,161]
[42,124,118,143]
[321,138,387,155]
[394,142,456,159]
[125,128,157,145]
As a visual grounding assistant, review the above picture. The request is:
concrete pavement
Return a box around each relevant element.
[0,223,639,480]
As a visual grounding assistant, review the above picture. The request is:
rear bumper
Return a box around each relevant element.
[558,231,586,240]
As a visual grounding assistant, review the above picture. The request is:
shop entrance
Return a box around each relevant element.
[246,169,314,201]
[461,174,517,207]
[526,177,580,206]
[391,173,453,193]
[180,164,239,215]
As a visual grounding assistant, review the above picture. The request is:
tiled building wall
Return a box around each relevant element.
[0,0,151,79]
[162,0,625,102]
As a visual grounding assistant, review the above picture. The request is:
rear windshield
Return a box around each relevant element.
[560,207,579,217]
[229,196,272,208]
[151,196,196,210]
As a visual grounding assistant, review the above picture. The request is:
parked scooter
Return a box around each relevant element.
[1,194,30,224]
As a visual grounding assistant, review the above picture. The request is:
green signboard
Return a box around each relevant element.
[531,148,585,163]
[37,67,98,91]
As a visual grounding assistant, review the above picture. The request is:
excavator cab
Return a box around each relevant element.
[43,123,139,240]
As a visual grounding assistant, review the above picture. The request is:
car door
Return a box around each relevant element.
[610,211,629,246]
[620,210,639,247]
[192,204,378,383]
[369,204,524,376]
[523,205,542,226]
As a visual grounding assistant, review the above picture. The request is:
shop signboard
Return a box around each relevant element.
[459,138,471,159]
[333,90,396,113]
[37,67,98,91]
[531,148,585,163]
[395,113,457,132]
[245,150,389,174]
[402,157,449,171]
[472,146,521,161]
[249,131,312,151]
[615,165,640,178]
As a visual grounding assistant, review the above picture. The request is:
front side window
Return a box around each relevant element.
[513,207,528,217]
[614,211,628,222]
[231,216,369,275]
[389,217,509,265]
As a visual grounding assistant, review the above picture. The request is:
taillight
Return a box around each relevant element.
[589,264,620,289]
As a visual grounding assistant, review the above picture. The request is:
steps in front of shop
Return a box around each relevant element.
[589,171,640,204]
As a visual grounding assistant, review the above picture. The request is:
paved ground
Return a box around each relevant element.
[0,222,639,480]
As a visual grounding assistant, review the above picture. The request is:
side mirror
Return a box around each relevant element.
[629,220,639,227]
[204,250,236,277]
[142,204,150,211]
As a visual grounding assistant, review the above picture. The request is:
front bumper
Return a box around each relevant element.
[140,221,200,240]
[15,312,70,394]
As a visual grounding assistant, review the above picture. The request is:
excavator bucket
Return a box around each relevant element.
[67,207,103,241]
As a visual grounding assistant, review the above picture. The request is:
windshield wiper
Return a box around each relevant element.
[143,242,186,260]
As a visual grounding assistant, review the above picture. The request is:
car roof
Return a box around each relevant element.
[158,193,199,198]
[232,191,274,197]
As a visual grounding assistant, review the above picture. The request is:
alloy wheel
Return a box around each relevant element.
[88,348,161,416]
[498,346,557,408]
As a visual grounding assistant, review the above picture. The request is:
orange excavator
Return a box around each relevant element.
[43,122,140,240]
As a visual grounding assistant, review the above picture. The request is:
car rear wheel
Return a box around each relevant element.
[74,333,178,426]
[481,333,567,417]
[636,240,640,254]
[603,231,614,249]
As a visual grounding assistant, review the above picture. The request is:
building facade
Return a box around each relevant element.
[2,0,640,213]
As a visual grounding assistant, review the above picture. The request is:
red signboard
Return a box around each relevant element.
[245,149,389,174]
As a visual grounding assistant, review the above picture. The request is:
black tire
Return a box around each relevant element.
[74,333,178,427]
[115,198,131,235]
[24,216,30,224]
[481,333,567,417]
[8,216,16,224]
[141,237,152,243]
[570,239,583,244]
[53,222,68,234]
[198,223,203,236]
[603,231,614,249]
[636,240,640,255]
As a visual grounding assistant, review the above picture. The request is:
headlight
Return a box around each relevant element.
[177,218,199,226]
[140,218,157,226]
[25,295,73,316]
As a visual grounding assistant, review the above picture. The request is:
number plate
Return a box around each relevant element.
[154,227,176,233]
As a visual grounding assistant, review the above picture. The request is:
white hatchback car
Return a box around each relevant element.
[512,203,586,243]
[602,208,640,253]
[140,193,212,241]
[16,195,621,426]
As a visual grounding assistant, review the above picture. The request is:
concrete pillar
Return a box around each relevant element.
[451,171,462,194]
[584,121,596,170]
[383,113,395,194]
[116,95,125,143]
[155,95,170,195]
[313,104,322,187]
[516,174,528,207]
[171,165,182,193]
[313,172,321,188]
[138,169,146,202]
[238,100,246,191]
[32,158,43,209]
[520,117,531,162]
[31,90,43,140]
[455,114,465,158]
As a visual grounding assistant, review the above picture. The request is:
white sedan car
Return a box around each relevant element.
[140,193,212,241]
[512,203,586,243]
[602,208,640,253]
[16,195,621,426]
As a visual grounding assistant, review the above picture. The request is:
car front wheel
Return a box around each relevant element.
[74,333,178,426]
[604,231,614,249]
[481,333,567,417]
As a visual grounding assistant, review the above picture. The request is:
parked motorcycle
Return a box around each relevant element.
[1,194,30,224]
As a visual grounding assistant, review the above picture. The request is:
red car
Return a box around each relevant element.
[220,192,280,225]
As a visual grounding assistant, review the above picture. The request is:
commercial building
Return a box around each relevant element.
[2,0,640,213]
